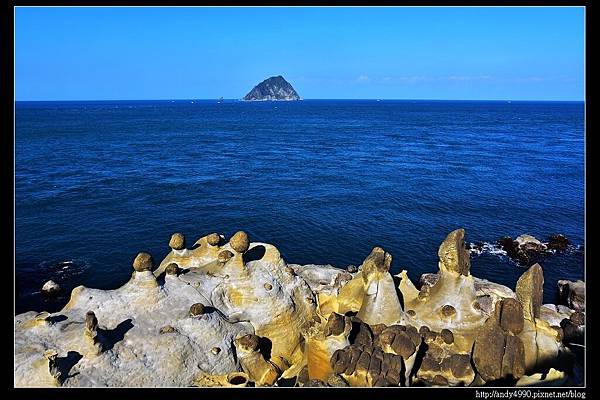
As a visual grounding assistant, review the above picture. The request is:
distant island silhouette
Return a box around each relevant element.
[243,75,300,101]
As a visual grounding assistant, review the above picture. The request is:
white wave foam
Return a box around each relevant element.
[469,242,507,256]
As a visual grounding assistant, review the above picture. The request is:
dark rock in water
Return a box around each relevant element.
[557,279,585,312]
[498,235,550,265]
[547,234,570,251]
[243,75,300,101]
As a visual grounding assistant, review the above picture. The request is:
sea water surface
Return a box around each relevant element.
[15,100,585,314]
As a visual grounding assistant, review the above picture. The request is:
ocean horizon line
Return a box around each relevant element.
[15,98,585,103]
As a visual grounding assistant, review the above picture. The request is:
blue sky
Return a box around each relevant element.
[15,7,584,101]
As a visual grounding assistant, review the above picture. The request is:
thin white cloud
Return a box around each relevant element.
[356,75,370,83]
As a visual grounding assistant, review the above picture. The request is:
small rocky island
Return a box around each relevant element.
[243,75,300,101]
[14,229,584,387]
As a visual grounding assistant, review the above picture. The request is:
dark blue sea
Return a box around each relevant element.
[15,100,585,314]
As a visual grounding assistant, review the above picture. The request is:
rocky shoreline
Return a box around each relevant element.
[14,229,584,387]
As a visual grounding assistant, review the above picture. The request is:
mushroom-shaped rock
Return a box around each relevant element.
[169,233,186,250]
[516,263,544,320]
[390,331,416,358]
[85,311,98,336]
[229,231,250,253]
[234,334,280,386]
[207,233,221,246]
[189,303,205,317]
[441,305,456,318]
[237,334,260,352]
[440,329,454,344]
[218,250,234,264]
[438,228,470,276]
[165,263,180,276]
[133,252,154,272]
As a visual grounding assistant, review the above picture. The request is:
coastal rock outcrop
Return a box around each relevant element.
[557,279,585,312]
[14,228,577,387]
[243,75,300,101]
[497,234,574,265]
